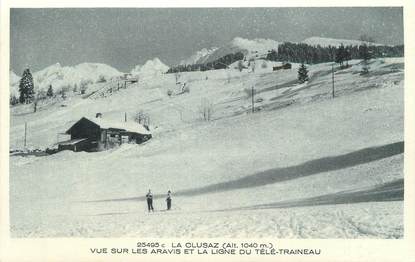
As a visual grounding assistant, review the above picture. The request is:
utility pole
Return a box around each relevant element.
[331,64,335,98]
[24,122,27,148]
[251,86,255,113]
[125,112,127,122]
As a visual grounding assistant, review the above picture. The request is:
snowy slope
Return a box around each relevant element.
[302,36,383,47]
[189,37,279,64]
[9,57,404,238]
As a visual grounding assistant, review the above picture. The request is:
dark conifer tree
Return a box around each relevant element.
[298,63,309,83]
[335,44,345,67]
[359,44,372,74]
[344,45,352,66]
[19,67,35,104]
[47,85,54,98]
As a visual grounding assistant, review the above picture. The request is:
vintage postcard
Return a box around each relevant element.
[1,1,414,261]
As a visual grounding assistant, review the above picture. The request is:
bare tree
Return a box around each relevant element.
[135,110,150,127]
[33,93,41,112]
[237,60,244,72]
[175,72,180,84]
[199,98,214,121]
[250,59,256,73]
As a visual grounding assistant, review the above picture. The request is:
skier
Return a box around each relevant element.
[166,190,172,210]
[146,189,154,212]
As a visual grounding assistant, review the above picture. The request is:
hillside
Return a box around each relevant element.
[9,57,404,238]
[178,36,388,67]
[186,37,279,64]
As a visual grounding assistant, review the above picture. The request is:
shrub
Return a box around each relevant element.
[80,79,92,94]
[135,110,150,126]
[96,75,107,83]
[10,95,18,105]
[47,85,54,97]
[237,60,244,72]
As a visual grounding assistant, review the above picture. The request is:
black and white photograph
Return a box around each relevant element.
[2,4,414,259]
[6,6,406,239]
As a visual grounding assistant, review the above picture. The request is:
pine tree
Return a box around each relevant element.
[47,85,54,98]
[19,68,35,104]
[344,45,352,67]
[359,44,372,74]
[298,63,309,83]
[335,44,345,67]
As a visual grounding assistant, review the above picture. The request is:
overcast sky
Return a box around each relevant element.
[10,7,403,74]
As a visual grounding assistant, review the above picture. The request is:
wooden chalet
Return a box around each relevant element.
[59,117,151,152]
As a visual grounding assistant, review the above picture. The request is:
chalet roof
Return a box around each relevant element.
[59,138,88,146]
[66,117,151,135]
[89,117,151,135]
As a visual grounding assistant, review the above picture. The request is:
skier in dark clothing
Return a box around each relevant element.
[166,190,172,210]
[146,189,154,212]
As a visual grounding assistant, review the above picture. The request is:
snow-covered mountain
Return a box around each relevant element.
[9,71,20,97]
[33,62,123,89]
[10,63,123,97]
[179,47,218,65]
[182,37,280,65]
[302,36,383,47]
[10,71,20,84]
[130,58,169,77]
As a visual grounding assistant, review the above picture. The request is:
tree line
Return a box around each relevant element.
[167,52,244,73]
[166,42,403,74]
[266,42,404,65]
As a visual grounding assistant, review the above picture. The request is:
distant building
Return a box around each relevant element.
[273,63,292,71]
[59,117,151,152]
[122,73,138,83]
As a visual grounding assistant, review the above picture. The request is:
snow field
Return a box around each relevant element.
[9,57,404,238]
